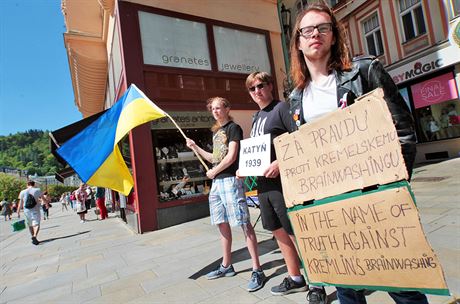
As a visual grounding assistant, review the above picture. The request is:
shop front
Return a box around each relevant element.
[112,1,282,232]
[388,43,460,163]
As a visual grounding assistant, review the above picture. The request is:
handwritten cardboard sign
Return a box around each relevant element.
[289,182,449,295]
[239,134,271,176]
[274,90,408,207]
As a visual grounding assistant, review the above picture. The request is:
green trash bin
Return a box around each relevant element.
[11,219,26,232]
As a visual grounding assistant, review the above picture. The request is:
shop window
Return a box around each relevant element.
[399,0,426,42]
[213,26,271,74]
[363,13,384,57]
[151,112,215,202]
[410,73,460,142]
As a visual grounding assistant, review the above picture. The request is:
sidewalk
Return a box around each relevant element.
[0,158,459,304]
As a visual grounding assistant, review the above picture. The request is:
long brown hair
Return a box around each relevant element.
[289,2,352,89]
[207,97,233,132]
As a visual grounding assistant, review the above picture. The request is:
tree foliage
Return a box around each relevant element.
[0,130,61,176]
[0,173,26,201]
[47,184,76,201]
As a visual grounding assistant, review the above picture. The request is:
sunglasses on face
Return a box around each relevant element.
[248,83,267,92]
[298,22,333,38]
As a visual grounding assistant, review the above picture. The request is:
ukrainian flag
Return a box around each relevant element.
[57,84,166,195]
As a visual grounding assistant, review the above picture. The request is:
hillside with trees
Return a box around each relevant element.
[0,130,61,176]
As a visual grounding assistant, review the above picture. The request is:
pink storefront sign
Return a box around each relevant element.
[411,73,458,109]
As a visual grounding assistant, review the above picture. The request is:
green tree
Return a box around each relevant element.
[0,130,62,176]
[0,173,26,201]
[47,184,76,201]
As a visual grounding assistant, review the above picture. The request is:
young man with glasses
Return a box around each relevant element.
[244,72,327,302]
[287,3,426,304]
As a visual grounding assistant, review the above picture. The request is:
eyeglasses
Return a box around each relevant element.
[298,23,333,38]
[248,83,267,92]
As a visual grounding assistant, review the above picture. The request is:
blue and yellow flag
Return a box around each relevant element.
[57,84,166,195]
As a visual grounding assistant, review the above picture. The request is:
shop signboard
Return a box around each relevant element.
[138,12,211,70]
[274,89,408,207]
[411,73,459,109]
[388,44,460,84]
[288,181,449,295]
[213,26,271,74]
[150,111,214,130]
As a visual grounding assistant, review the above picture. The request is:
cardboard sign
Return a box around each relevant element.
[274,90,408,207]
[238,134,271,176]
[289,182,449,295]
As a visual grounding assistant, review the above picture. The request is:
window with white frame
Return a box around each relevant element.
[399,0,426,41]
[363,13,384,57]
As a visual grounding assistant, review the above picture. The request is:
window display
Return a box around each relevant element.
[153,128,213,202]
[410,72,460,142]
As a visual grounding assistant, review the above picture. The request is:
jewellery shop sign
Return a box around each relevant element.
[274,89,449,295]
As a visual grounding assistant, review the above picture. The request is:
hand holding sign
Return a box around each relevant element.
[238,134,271,176]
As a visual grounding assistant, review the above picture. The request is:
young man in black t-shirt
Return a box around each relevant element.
[245,72,309,295]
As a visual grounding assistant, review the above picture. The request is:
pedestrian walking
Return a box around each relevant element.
[41,191,52,220]
[60,193,69,211]
[18,181,43,245]
[186,96,266,292]
[75,183,88,223]
[0,198,12,221]
[287,3,426,304]
[95,187,108,220]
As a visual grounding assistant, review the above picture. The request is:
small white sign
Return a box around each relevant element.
[238,134,271,176]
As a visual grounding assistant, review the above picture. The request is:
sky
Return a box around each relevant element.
[0,0,83,136]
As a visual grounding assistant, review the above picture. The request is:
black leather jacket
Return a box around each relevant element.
[288,56,417,176]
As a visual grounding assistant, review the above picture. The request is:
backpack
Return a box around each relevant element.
[24,192,37,209]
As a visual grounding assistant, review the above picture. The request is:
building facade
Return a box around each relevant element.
[331,0,460,163]
[62,0,460,233]
[61,0,287,233]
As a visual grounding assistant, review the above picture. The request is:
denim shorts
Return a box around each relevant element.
[208,176,250,227]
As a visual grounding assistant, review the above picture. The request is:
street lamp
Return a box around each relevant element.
[280,4,292,40]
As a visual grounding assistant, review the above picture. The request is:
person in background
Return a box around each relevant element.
[186,96,266,292]
[0,198,12,221]
[70,191,77,211]
[41,191,52,220]
[243,71,310,297]
[75,183,88,223]
[287,3,426,304]
[60,193,69,211]
[85,186,93,211]
[18,181,43,245]
[95,187,108,220]
[12,199,18,215]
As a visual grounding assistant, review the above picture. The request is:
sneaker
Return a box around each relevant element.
[270,276,307,295]
[31,237,39,245]
[206,264,236,280]
[307,287,327,304]
[80,220,85,223]
[247,270,266,292]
